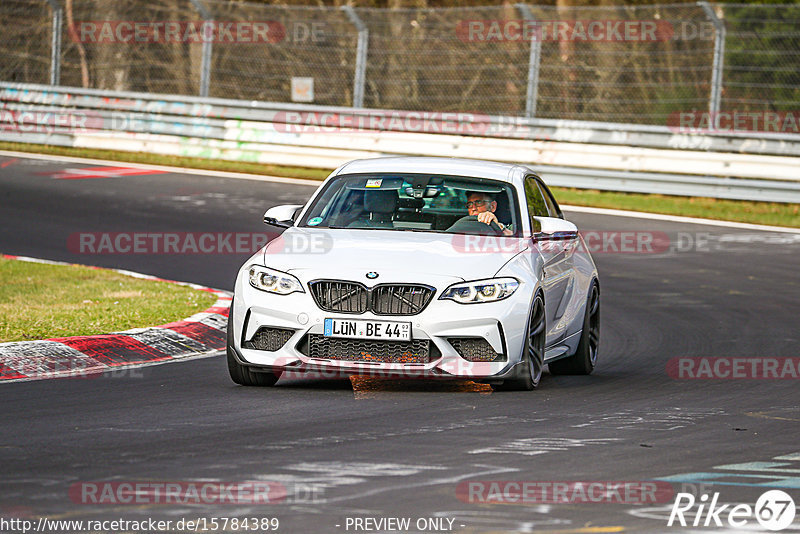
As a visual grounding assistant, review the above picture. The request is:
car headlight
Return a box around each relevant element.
[248,265,304,295]
[439,277,519,304]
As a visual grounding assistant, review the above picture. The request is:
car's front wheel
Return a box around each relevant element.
[549,282,599,375]
[493,292,545,391]
[227,300,281,387]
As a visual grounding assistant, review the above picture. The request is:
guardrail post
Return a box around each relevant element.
[516,4,541,118]
[45,0,62,86]
[699,1,725,115]
[190,0,213,97]
[342,6,368,109]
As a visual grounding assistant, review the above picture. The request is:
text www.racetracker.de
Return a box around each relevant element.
[0,517,280,533]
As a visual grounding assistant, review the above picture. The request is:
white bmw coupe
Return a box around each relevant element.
[228,157,599,390]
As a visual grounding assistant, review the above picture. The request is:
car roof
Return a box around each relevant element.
[333,157,532,184]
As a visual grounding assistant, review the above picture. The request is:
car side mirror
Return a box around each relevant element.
[263,204,303,228]
[532,216,578,240]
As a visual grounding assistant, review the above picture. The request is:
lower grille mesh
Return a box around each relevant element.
[244,327,295,352]
[308,334,431,364]
[449,338,504,362]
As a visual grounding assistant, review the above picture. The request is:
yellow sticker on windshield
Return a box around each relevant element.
[365,179,383,188]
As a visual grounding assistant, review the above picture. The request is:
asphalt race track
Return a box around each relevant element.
[1,154,799,533]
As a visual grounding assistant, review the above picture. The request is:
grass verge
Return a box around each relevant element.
[553,188,800,228]
[1,141,798,228]
[0,257,218,343]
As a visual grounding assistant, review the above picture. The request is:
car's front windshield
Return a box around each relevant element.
[298,173,520,236]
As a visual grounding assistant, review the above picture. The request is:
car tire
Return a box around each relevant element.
[549,282,599,376]
[493,292,545,391]
[227,300,281,387]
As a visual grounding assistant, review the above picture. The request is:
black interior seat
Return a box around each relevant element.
[492,191,513,226]
[348,189,398,228]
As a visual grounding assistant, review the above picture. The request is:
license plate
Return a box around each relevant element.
[324,318,411,341]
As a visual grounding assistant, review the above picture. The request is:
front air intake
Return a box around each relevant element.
[243,327,295,352]
[449,338,505,362]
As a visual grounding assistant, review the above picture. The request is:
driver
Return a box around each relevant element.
[464,192,513,236]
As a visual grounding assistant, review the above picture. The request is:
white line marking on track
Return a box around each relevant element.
[470,437,620,456]
[562,205,800,234]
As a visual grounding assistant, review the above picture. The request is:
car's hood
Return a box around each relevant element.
[260,227,528,284]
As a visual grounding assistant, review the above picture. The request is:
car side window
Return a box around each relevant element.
[536,180,563,219]
[524,177,549,232]
[524,178,549,217]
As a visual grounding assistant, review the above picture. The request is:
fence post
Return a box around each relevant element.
[699,1,725,115]
[45,0,62,86]
[516,4,541,118]
[189,0,213,97]
[342,6,368,108]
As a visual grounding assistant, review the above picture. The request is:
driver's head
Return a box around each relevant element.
[466,192,497,216]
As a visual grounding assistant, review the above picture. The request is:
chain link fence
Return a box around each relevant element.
[0,0,53,85]
[1,0,799,125]
[722,3,800,113]
[202,2,358,106]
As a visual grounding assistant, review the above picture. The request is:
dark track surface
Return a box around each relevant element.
[1,154,799,533]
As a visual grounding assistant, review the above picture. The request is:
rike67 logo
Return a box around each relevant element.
[668,490,796,531]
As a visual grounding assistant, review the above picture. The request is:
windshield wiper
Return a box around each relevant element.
[393,228,449,234]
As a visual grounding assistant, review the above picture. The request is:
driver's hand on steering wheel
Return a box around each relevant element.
[476,211,498,226]
[477,211,513,236]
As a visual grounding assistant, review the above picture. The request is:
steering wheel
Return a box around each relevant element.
[448,215,505,236]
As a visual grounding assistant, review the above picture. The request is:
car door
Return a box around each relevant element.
[539,179,582,340]
[524,176,577,347]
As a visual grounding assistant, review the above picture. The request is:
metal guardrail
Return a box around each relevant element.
[4,82,800,157]
[2,83,800,203]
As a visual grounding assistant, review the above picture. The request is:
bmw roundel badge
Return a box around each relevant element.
[366,272,379,280]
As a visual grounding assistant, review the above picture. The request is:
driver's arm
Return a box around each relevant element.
[476,211,513,236]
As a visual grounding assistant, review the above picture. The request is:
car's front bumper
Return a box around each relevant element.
[231,271,534,381]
